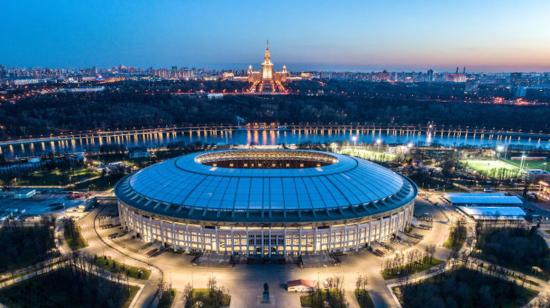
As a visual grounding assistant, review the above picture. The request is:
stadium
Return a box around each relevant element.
[114,149,417,256]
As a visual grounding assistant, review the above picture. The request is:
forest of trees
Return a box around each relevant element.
[0,80,549,139]
[0,219,57,272]
[445,220,468,252]
[0,256,137,308]
[399,268,536,308]
[63,218,88,250]
[476,227,550,277]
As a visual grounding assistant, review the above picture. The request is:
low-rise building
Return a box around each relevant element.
[537,181,550,201]
[14,188,37,199]
[458,206,527,228]
[526,169,550,182]
[128,147,150,159]
[444,192,523,207]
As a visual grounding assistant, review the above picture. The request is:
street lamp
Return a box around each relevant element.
[495,145,504,159]
[520,153,527,171]
[351,135,358,147]
[376,138,382,152]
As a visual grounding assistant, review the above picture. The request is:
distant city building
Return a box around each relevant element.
[427,69,434,82]
[245,42,289,93]
[207,93,224,100]
[510,72,523,87]
[59,86,105,93]
[465,80,480,93]
[445,67,467,83]
[0,65,6,79]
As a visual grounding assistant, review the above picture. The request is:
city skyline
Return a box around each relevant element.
[2,0,550,72]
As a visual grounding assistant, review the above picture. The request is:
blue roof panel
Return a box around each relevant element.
[126,150,408,212]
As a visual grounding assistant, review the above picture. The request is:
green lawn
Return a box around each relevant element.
[74,173,125,191]
[93,255,151,280]
[444,222,467,251]
[339,148,398,162]
[355,289,375,308]
[157,288,176,308]
[190,288,231,307]
[124,286,141,308]
[300,288,346,308]
[461,158,549,179]
[382,258,444,280]
[503,159,549,171]
[460,159,521,179]
[63,219,88,250]
[14,167,100,186]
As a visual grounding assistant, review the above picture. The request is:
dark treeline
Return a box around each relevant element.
[0,257,135,308]
[1,82,549,139]
[476,227,550,276]
[400,268,535,308]
[291,79,517,101]
[0,219,57,272]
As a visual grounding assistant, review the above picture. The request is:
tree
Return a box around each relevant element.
[425,245,436,263]
[356,274,368,290]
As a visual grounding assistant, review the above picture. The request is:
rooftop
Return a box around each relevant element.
[458,206,526,220]
[115,150,417,223]
[444,193,523,206]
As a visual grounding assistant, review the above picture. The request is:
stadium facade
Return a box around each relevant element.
[115,149,417,256]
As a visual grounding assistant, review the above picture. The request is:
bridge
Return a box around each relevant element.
[0,124,549,156]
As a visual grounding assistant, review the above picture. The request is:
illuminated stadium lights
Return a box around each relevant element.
[115,149,417,256]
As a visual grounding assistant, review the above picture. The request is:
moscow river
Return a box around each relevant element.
[1,125,549,159]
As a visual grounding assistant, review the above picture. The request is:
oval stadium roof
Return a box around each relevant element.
[115,150,417,224]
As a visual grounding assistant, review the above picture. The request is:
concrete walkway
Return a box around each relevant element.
[79,205,163,308]
[75,200,454,308]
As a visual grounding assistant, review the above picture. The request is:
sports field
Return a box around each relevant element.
[503,159,549,171]
[339,147,398,162]
[461,159,522,179]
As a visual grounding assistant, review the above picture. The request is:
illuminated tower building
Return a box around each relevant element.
[261,46,274,80]
[247,42,288,94]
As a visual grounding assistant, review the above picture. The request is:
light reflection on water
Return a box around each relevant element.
[1,128,549,159]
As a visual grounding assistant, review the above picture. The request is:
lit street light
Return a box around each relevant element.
[520,153,527,171]
[496,145,505,159]
[351,135,358,146]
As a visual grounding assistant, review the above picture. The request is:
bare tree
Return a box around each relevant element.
[425,245,436,263]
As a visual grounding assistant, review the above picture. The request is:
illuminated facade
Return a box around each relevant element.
[246,43,289,93]
[115,150,417,256]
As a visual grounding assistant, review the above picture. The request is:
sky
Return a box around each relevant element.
[2,0,550,72]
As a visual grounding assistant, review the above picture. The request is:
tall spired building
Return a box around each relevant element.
[247,42,288,93]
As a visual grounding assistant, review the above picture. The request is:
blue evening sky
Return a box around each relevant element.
[2,0,550,72]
